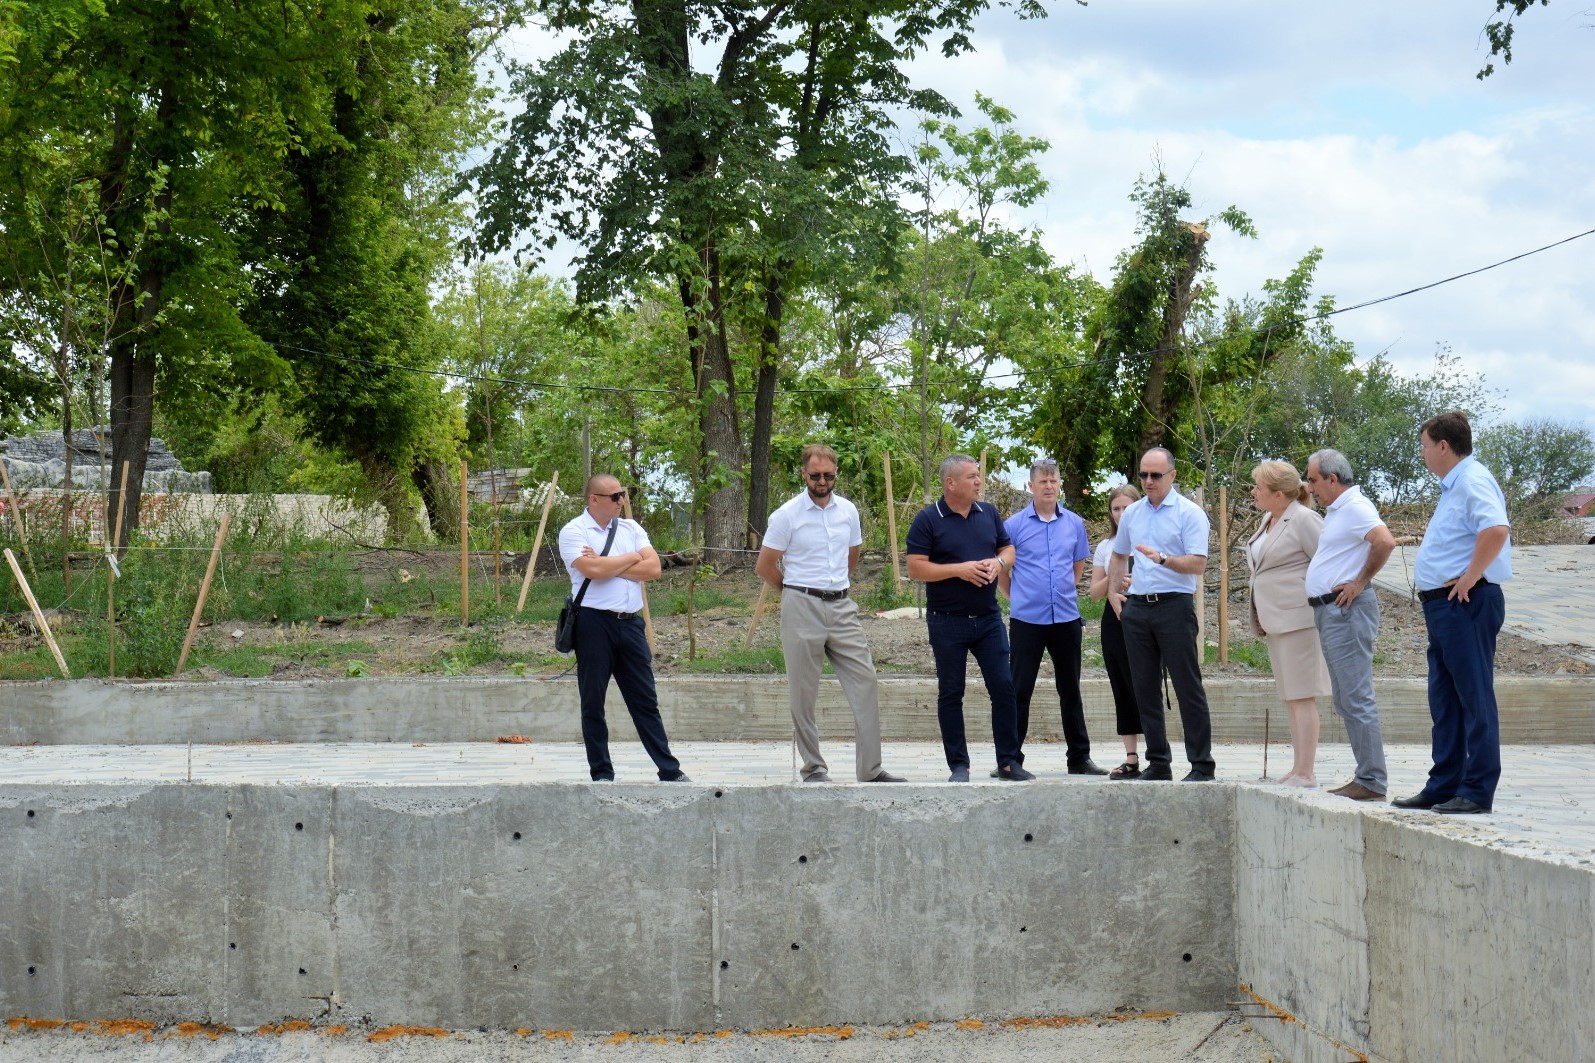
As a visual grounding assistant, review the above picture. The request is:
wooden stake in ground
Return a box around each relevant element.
[107,460,130,678]
[175,512,230,675]
[516,470,559,614]
[882,451,902,592]
[978,447,988,487]
[459,460,469,627]
[1193,485,1206,659]
[620,494,655,651]
[1218,485,1229,664]
[0,459,35,578]
[4,547,69,678]
[744,581,771,650]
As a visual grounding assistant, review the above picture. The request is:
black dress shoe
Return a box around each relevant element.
[1434,796,1491,815]
[1068,760,1109,776]
[948,766,970,782]
[660,771,691,782]
[1391,792,1446,809]
[997,764,1036,782]
[1181,771,1216,782]
[866,771,907,783]
[1134,766,1175,781]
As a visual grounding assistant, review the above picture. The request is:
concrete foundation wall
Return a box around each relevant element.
[0,783,1236,1031]
[5,675,1592,746]
[1235,790,1595,1063]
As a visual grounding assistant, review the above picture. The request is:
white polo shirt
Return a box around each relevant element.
[1305,485,1385,598]
[762,490,861,591]
[557,510,652,612]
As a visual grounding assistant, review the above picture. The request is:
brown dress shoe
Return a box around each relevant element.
[1337,782,1387,802]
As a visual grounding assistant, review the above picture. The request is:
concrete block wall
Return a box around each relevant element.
[5,675,1593,746]
[1234,790,1595,1063]
[0,783,1237,1031]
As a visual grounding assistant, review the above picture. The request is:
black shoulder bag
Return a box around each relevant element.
[554,521,619,654]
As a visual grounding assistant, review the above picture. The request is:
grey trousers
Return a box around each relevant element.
[780,589,884,781]
[1313,589,1388,792]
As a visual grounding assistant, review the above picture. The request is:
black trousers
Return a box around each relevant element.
[1120,595,1214,774]
[1008,617,1090,765]
[1100,607,1142,736]
[574,608,682,780]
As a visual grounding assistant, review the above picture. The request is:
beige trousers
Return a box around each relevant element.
[779,589,883,781]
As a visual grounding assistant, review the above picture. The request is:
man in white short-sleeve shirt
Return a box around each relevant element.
[557,474,688,783]
[1305,449,1397,802]
[757,444,905,783]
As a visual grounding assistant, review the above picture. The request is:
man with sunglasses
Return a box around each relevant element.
[757,444,906,783]
[557,474,689,783]
[906,454,1032,782]
[1106,447,1216,782]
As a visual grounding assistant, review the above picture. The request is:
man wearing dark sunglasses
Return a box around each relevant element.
[1105,447,1216,782]
[557,474,689,783]
[757,444,906,783]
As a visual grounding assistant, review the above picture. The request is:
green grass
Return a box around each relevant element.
[675,645,787,674]
[1215,638,1272,671]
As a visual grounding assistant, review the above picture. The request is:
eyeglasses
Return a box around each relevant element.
[806,472,837,482]
[1137,470,1168,482]
[592,490,627,503]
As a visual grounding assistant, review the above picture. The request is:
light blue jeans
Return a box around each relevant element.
[1313,589,1387,792]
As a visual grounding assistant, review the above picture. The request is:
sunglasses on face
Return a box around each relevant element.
[592,490,627,503]
[806,472,837,482]
[1138,470,1168,481]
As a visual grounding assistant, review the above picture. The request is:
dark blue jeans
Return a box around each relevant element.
[1009,617,1089,765]
[927,611,1022,771]
[574,608,682,781]
[1421,583,1505,806]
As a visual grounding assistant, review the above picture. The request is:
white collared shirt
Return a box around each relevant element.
[557,510,652,611]
[762,490,862,590]
[1306,485,1386,598]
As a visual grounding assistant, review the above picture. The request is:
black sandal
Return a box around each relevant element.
[1109,755,1141,780]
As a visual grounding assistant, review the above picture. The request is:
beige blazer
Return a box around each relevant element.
[1247,500,1324,637]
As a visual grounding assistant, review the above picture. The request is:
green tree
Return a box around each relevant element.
[1476,417,1595,519]
[1478,0,1552,78]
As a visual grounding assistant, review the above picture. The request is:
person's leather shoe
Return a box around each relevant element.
[1068,760,1109,776]
[1134,765,1174,781]
[1434,796,1491,815]
[997,764,1037,782]
[1392,791,1446,809]
[1336,782,1387,802]
[1181,771,1216,782]
[948,766,970,782]
[866,771,907,783]
[802,772,832,784]
[661,771,691,782]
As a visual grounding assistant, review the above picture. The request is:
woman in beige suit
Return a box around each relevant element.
[1247,460,1332,787]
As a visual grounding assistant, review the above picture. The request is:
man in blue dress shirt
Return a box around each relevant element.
[1106,447,1215,782]
[1392,411,1512,815]
[998,458,1104,774]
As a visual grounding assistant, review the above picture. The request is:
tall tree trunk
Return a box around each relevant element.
[692,246,746,568]
[747,261,788,541]
[412,459,459,541]
[1137,226,1209,457]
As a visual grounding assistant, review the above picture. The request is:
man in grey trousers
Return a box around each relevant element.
[1305,449,1397,801]
[757,443,906,783]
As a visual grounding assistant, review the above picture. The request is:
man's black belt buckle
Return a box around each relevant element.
[586,607,636,620]
[1128,592,1188,604]
[1307,592,1338,608]
[789,586,847,602]
[1419,577,1488,604]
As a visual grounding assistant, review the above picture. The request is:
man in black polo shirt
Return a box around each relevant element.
[906,454,1033,782]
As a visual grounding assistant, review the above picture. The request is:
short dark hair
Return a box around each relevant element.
[1421,410,1473,456]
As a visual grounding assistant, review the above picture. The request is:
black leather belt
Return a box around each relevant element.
[786,586,848,602]
[1419,578,1489,604]
[1307,592,1338,608]
[584,607,637,620]
[928,609,994,618]
[1126,592,1191,604]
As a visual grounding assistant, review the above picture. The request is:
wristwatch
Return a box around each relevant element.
[1156,552,1168,566]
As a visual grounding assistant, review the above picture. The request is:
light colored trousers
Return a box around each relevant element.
[780,589,883,781]
[1313,588,1388,792]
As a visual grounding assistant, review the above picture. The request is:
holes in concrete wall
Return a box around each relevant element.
[1023,833,1033,843]
[797,855,808,864]
[512,831,522,841]
[225,812,232,820]
[1182,953,1192,962]
[1173,838,1180,845]
[26,810,34,818]
[512,964,519,971]
[714,790,723,798]
[719,960,728,970]
[294,822,304,831]
[27,966,36,975]
[229,943,237,951]
[299,968,307,975]
[790,943,800,951]
[1019,927,1027,933]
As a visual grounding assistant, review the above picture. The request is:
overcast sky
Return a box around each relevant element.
[495,1,1594,433]
[899,0,1595,432]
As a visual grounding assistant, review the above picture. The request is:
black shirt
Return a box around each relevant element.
[905,497,1011,615]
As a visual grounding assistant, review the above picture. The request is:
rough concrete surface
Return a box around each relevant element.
[0,1013,1281,1062]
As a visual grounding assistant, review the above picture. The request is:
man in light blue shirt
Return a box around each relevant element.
[998,458,1103,774]
[1106,447,1215,781]
[1392,411,1512,815]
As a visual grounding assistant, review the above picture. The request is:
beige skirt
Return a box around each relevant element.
[1265,626,1332,701]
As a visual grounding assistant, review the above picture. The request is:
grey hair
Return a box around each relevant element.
[1029,457,1060,480]
[1308,448,1355,486]
[939,453,978,482]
